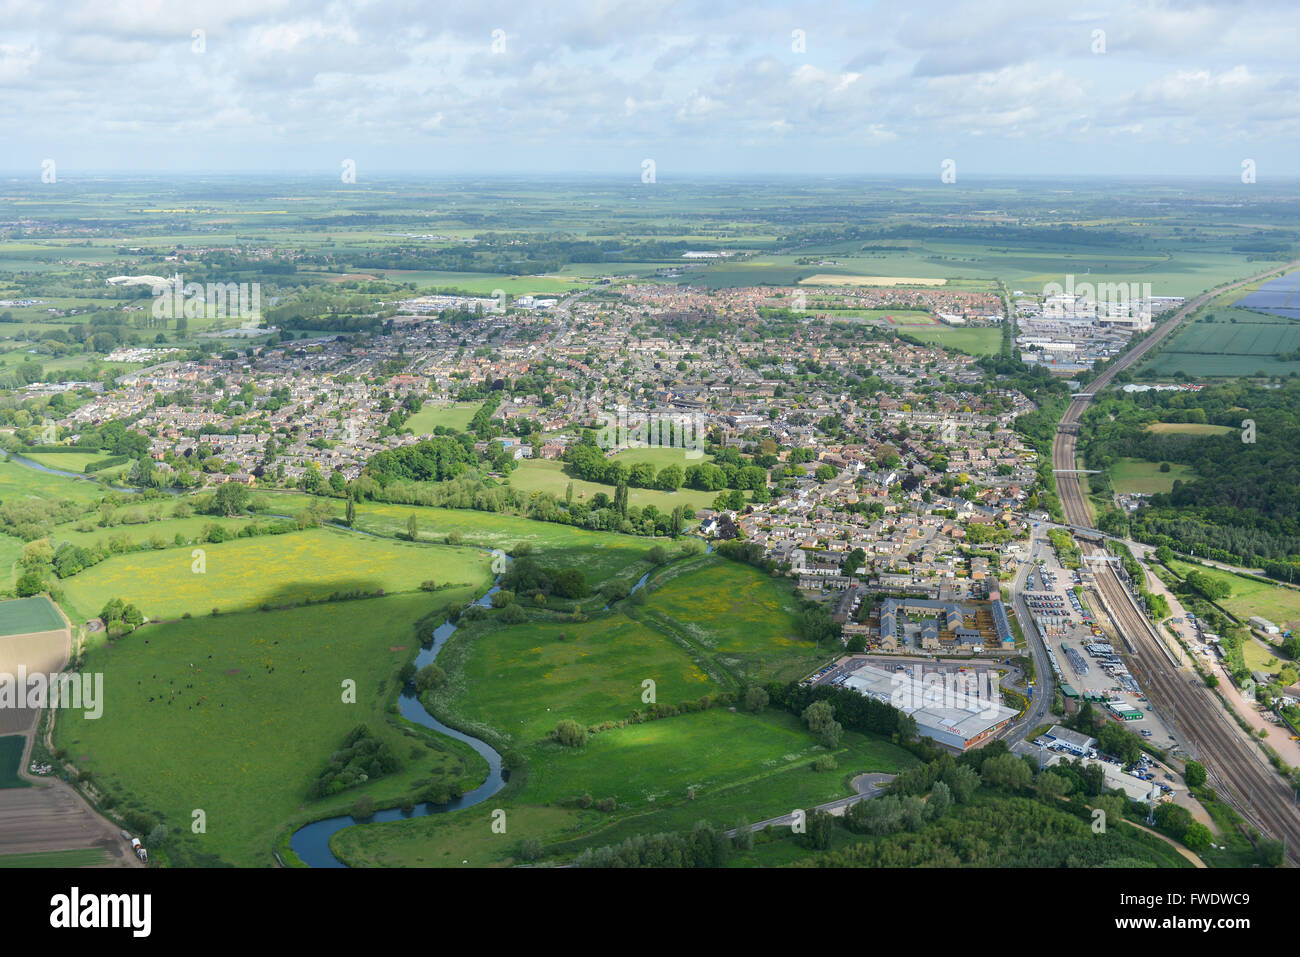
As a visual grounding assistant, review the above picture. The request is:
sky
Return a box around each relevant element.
[2,0,1299,178]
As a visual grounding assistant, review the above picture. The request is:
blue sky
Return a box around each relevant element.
[2,0,1299,177]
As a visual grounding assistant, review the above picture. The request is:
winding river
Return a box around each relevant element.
[288,581,507,868]
[3,439,705,869]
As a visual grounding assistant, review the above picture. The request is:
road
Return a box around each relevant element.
[1003,522,1056,742]
[724,773,896,836]
[1053,261,1300,865]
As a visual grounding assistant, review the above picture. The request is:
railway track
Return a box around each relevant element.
[1052,262,1300,865]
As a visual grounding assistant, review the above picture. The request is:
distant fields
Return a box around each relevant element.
[690,242,1258,297]
[59,526,493,620]
[1107,458,1197,495]
[55,592,490,867]
[1142,305,1300,378]
[1144,423,1235,436]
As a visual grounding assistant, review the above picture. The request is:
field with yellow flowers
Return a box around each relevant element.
[59,526,493,621]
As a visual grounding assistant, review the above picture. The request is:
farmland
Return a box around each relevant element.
[0,736,29,789]
[58,526,493,621]
[1107,458,1198,495]
[1165,559,1300,633]
[0,596,65,635]
[53,591,490,867]
[1141,305,1300,378]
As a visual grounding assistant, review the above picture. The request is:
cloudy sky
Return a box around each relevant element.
[2,0,1298,177]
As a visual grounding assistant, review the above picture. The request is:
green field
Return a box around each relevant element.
[250,494,659,586]
[1107,458,1198,495]
[0,455,107,505]
[328,553,880,867]
[1142,306,1300,378]
[637,555,821,684]
[1144,423,1235,436]
[437,613,715,749]
[0,596,64,636]
[332,707,914,867]
[54,591,489,866]
[0,848,109,867]
[1166,559,1300,632]
[507,459,720,512]
[373,270,585,295]
[22,451,115,473]
[404,402,480,434]
[610,447,712,469]
[59,526,493,621]
[46,513,265,555]
[0,735,30,788]
[897,325,1003,355]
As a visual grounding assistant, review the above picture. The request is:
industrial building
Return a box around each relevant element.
[841,663,1018,751]
[1043,724,1097,756]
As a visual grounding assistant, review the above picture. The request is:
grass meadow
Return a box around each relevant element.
[53,591,489,867]
[507,459,721,512]
[59,526,493,621]
[1107,458,1198,495]
[1166,559,1300,632]
[635,555,823,684]
[332,707,915,867]
[404,402,480,434]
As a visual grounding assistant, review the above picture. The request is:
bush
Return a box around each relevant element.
[554,719,588,747]
[812,754,838,772]
[499,603,527,624]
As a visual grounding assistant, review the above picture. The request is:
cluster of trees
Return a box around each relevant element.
[563,435,770,497]
[767,679,916,740]
[348,474,678,540]
[365,435,478,484]
[500,557,588,600]
[564,443,686,491]
[99,597,145,637]
[1087,382,1300,565]
[572,820,733,868]
[307,724,401,799]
